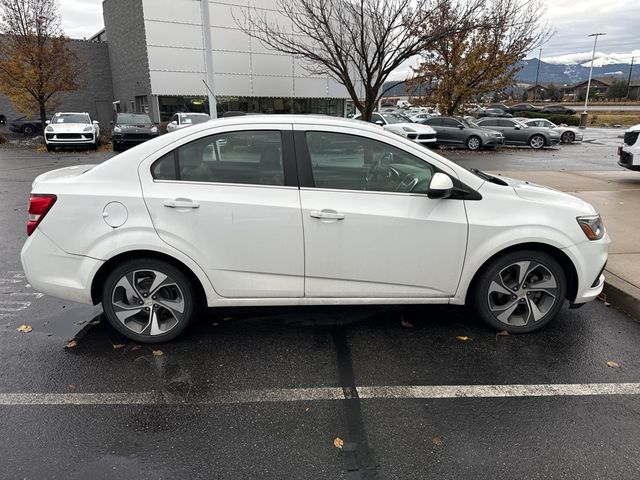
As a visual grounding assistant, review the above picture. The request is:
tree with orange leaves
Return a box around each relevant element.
[0,0,81,130]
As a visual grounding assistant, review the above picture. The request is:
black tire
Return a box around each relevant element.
[101,258,196,343]
[46,144,53,152]
[22,124,35,136]
[471,250,567,333]
[561,131,575,144]
[112,143,121,152]
[528,134,545,149]
[466,135,482,151]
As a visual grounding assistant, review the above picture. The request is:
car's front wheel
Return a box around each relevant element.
[529,134,545,149]
[466,135,482,151]
[471,250,567,333]
[561,131,575,143]
[102,259,196,343]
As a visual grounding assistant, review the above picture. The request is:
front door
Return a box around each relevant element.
[141,126,304,298]
[295,126,468,298]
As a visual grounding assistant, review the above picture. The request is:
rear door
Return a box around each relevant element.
[140,124,304,298]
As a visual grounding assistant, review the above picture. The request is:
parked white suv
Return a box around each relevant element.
[618,124,640,171]
[45,112,100,151]
[21,115,608,342]
[354,112,437,147]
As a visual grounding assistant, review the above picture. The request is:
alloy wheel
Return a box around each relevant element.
[467,136,481,150]
[487,261,558,327]
[529,135,545,149]
[111,269,185,336]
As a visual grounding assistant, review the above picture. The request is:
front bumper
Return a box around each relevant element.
[45,133,95,145]
[484,136,505,146]
[563,233,610,304]
[407,132,437,145]
[112,133,157,147]
[618,148,640,171]
[21,230,103,305]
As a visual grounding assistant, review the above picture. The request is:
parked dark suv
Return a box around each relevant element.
[9,116,44,135]
[111,112,158,151]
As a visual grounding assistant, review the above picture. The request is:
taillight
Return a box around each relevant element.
[27,194,57,236]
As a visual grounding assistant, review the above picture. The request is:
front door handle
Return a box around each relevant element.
[163,198,200,209]
[310,209,345,220]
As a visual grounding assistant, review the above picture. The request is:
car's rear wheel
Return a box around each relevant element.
[471,250,566,333]
[561,131,575,143]
[466,135,482,151]
[102,259,196,343]
[22,125,35,136]
[529,134,545,149]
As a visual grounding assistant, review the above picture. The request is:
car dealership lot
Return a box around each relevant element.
[1,137,640,479]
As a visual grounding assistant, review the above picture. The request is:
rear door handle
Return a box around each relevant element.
[310,209,345,220]
[163,198,200,209]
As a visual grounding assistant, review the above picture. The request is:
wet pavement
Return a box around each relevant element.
[1,137,640,479]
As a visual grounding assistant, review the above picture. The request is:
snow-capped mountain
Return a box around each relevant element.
[542,51,639,68]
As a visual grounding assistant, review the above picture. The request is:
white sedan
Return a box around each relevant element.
[45,112,100,151]
[354,112,438,147]
[517,118,584,144]
[21,115,609,342]
[166,112,210,132]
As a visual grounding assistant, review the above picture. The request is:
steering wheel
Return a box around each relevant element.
[396,173,419,192]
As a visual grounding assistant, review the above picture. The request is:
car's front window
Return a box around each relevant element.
[117,113,151,124]
[52,114,89,124]
[382,113,411,124]
[305,131,434,193]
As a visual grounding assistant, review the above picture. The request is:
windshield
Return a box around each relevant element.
[382,113,411,124]
[52,113,90,124]
[117,113,152,124]
[180,114,209,125]
[460,118,479,128]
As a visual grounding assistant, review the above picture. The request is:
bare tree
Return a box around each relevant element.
[0,0,82,129]
[237,0,484,121]
[409,0,552,116]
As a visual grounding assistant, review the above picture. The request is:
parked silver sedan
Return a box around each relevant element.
[517,118,583,144]
[475,117,560,149]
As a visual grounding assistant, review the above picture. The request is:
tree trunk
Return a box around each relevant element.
[39,101,47,133]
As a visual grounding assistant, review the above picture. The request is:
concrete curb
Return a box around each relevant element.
[602,270,640,320]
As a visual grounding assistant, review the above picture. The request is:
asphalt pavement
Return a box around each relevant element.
[1,133,639,479]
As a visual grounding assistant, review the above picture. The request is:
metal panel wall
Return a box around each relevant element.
[142,0,351,99]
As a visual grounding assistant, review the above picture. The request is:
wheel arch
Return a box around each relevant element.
[464,242,578,304]
[90,250,208,309]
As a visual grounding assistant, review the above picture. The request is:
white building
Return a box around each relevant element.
[102,0,354,122]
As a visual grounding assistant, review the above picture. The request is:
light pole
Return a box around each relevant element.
[534,47,542,102]
[200,0,217,118]
[580,32,606,128]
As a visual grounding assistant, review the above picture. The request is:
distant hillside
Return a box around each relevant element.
[515,58,639,85]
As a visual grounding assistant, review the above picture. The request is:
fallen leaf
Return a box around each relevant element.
[88,319,101,326]
[16,325,32,333]
[221,316,234,322]
[607,360,620,368]
[456,336,471,342]
[333,437,344,449]
[432,435,444,446]
[596,293,610,306]
[304,406,311,412]
[130,345,141,352]
[65,339,78,349]
[401,318,414,328]
[152,350,164,357]
[112,343,126,350]
[496,330,509,337]
[67,384,76,391]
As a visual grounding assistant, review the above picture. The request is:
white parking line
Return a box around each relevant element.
[0,383,639,406]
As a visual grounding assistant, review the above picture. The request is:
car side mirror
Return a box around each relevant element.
[110,120,114,125]
[458,125,464,129]
[514,125,520,130]
[93,120,99,125]
[171,121,178,125]
[427,172,454,199]
[375,120,384,126]
[45,120,51,125]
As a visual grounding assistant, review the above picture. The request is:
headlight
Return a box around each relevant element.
[113,126,121,133]
[151,126,158,134]
[45,126,53,132]
[83,126,93,132]
[402,126,416,133]
[577,215,604,240]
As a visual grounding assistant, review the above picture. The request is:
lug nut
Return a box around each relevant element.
[144,307,150,311]
[152,295,157,300]
[143,293,148,298]
[139,301,143,305]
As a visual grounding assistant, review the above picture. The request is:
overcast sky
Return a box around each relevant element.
[59,0,639,60]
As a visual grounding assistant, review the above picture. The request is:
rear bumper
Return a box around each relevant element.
[21,230,102,305]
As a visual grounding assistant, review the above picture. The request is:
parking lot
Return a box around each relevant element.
[1,129,640,479]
